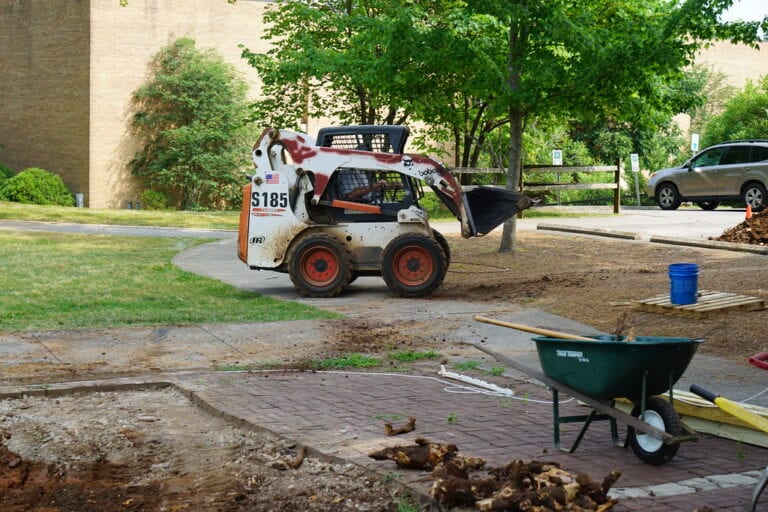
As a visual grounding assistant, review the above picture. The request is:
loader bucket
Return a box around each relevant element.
[463,186,534,236]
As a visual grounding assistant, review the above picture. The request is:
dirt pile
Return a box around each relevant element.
[714,209,768,244]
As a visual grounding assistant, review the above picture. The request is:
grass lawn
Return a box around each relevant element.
[0,199,592,228]
[0,230,336,332]
[0,198,599,332]
[0,201,240,230]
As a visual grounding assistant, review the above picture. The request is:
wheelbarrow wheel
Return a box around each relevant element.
[627,397,682,465]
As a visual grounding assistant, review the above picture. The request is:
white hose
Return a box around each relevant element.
[221,367,573,405]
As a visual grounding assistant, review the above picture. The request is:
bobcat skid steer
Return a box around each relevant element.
[237,125,532,298]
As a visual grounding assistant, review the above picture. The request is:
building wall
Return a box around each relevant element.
[0,0,90,199]
[697,40,768,89]
[89,0,271,208]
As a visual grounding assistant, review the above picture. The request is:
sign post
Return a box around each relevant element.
[630,153,641,206]
[691,133,700,153]
[552,150,563,205]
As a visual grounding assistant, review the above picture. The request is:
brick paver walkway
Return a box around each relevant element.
[177,369,768,511]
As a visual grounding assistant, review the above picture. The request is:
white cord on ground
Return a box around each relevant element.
[224,368,573,405]
[741,387,768,404]
[438,365,515,397]
[321,369,574,405]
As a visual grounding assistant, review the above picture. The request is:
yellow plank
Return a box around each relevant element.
[616,395,768,448]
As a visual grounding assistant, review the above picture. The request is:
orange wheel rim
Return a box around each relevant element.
[300,247,339,286]
[392,245,433,285]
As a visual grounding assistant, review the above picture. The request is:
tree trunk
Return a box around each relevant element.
[498,18,525,253]
[499,110,524,252]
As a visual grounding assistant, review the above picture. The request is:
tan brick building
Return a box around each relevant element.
[698,40,768,89]
[0,0,271,208]
[1,3,766,209]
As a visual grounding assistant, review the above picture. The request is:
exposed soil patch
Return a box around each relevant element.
[436,229,768,364]
[0,389,410,512]
[326,319,443,354]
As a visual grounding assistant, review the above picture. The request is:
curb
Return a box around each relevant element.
[537,223,641,240]
[649,235,768,254]
[537,223,768,254]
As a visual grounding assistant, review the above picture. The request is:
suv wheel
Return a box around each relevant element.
[696,201,719,211]
[656,183,681,210]
[743,183,767,212]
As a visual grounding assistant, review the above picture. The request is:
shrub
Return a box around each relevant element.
[140,189,170,210]
[0,163,14,181]
[0,167,75,206]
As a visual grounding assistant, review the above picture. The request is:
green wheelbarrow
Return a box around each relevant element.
[474,316,702,465]
[534,334,702,465]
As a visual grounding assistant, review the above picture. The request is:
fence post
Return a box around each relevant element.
[613,158,622,214]
[518,164,525,218]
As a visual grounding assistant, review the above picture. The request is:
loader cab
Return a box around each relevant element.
[326,168,422,221]
[311,125,424,223]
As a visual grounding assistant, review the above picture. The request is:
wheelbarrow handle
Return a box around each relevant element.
[689,384,716,403]
[474,316,594,341]
[690,384,768,435]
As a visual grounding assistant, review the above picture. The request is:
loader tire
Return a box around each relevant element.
[381,233,447,298]
[288,233,352,298]
[432,229,451,269]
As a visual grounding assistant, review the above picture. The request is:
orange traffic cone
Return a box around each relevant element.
[746,203,753,219]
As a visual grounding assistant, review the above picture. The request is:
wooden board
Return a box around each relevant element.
[617,391,768,448]
[631,289,767,317]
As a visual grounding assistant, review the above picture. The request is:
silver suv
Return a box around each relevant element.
[646,140,768,211]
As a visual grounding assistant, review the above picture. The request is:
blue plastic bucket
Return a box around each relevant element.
[669,263,699,305]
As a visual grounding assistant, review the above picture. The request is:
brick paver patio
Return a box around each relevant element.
[180,369,768,511]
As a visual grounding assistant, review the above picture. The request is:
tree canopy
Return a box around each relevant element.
[131,38,254,210]
[702,75,768,146]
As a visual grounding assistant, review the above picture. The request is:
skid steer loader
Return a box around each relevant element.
[237,125,532,297]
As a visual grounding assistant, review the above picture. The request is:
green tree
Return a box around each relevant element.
[131,38,254,210]
[241,0,473,129]
[702,75,768,146]
[242,1,509,173]
[468,0,765,250]
[688,65,736,137]
[242,0,399,128]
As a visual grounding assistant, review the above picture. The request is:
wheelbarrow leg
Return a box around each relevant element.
[552,388,621,453]
[750,466,768,512]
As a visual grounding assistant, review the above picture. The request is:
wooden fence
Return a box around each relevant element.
[450,160,624,214]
